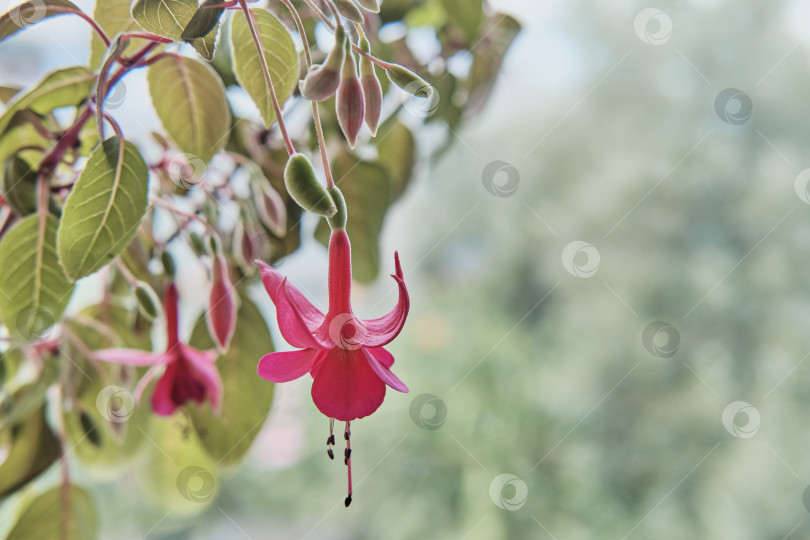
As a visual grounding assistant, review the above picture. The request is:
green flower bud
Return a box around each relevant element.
[326,186,348,230]
[354,0,380,13]
[160,251,176,277]
[284,153,338,217]
[385,63,433,98]
[208,234,222,256]
[189,232,207,256]
[360,55,382,136]
[134,281,161,320]
[333,0,364,23]
[300,27,346,101]
[337,41,365,147]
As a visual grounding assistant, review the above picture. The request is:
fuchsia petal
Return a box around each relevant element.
[311,348,386,421]
[363,348,408,393]
[258,348,322,382]
[366,346,395,368]
[165,283,180,347]
[359,253,410,347]
[151,360,181,416]
[93,348,164,366]
[257,260,325,332]
[134,362,165,404]
[180,344,222,409]
[276,280,331,349]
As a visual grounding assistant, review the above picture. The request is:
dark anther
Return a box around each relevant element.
[344,495,352,507]
[327,434,335,445]
[343,448,352,464]
[327,448,334,460]
[344,432,349,441]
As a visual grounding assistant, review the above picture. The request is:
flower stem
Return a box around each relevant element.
[236,0,295,156]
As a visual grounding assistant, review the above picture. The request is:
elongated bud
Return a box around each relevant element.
[385,63,433,98]
[284,153,338,217]
[252,180,287,238]
[135,281,161,320]
[232,220,258,273]
[337,41,365,147]
[326,186,347,230]
[333,0,364,23]
[189,232,207,256]
[299,26,346,101]
[354,0,380,12]
[358,45,382,136]
[207,255,237,352]
[209,234,222,256]
[160,251,176,277]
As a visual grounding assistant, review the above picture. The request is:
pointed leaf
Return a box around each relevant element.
[147,54,230,163]
[57,137,149,280]
[88,0,141,69]
[7,485,97,540]
[181,0,225,40]
[0,215,75,341]
[0,0,80,43]
[189,296,275,464]
[230,9,298,127]
[0,408,60,497]
[131,0,218,61]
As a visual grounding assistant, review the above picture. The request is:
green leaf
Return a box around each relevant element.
[0,215,75,341]
[230,9,298,127]
[7,485,97,540]
[315,153,394,283]
[88,0,141,69]
[181,0,225,41]
[466,13,521,114]
[57,137,150,281]
[0,0,81,44]
[375,119,415,200]
[2,155,38,216]
[147,54,230,163]
[0,356,60,430]
[0,66,96,135]
[131,0,218,61]
[0,122,48,167]
[0,408,60,497]
[439,0,483,43]
[189,295,275,465]
[0,85,21,103]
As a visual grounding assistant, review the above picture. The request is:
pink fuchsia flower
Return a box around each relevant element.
[256,228,409,506]
[94,283,221,416]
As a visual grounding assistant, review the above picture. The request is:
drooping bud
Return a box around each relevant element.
[333,0,364,23]
[206,254,237,352]
[326,186,347,230]
[134,281,161,321]
[299,26,346,101]
[354,0,380,13]
[252,179,287,238]
[385,63,433,98]
[189,232,207,256]
[284,153,338,217]
[160,251,176,277]
[358,36,383,136]
[336,40,365,147]
[232,220,258,273]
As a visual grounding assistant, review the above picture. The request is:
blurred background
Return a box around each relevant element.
[3,0,810,538]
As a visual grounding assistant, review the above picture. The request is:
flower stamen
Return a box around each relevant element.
[344,421,352,507]
[327,418,336,459]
